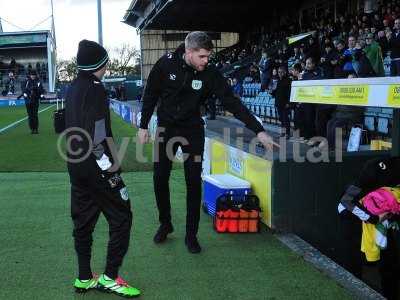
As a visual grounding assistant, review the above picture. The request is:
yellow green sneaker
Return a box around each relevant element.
[97,274,141,298]
[73,273,99,293]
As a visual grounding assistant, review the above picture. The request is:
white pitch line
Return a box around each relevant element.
[0,104,56,134]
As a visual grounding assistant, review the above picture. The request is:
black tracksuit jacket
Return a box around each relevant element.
[65,71,113,169]
[140,44,265,134]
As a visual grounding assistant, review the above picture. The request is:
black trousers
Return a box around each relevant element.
[277,105,291,135]
[294,103,316,139]
[25,100,39,131]
[153,125,204,237]
[315,105,335,138]
[68,161,132,280]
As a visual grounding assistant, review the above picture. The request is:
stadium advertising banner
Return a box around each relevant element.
[291,77,400,107]
[0,99,26,107]
[0,33,47,47]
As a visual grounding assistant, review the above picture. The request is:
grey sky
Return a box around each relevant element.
[0,0,139,59]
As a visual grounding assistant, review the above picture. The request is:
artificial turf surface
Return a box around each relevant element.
[0,105,29,129]
[0,104,353,299]
[0,171,353,300]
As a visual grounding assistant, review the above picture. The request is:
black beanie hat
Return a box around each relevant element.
[76,39,109,72]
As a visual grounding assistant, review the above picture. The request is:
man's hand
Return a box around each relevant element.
[257,131,280,151]
[138,128,149,144]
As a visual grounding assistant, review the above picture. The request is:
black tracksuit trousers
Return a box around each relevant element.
[68,161,132,280]
[25,100,39,131]
[153,125,204,237]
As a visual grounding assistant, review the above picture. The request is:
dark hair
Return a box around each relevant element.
[293,63,302,72]
[337,39,345,46]
[185,31,214,51]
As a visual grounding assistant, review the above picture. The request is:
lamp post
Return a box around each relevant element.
[97,0,103,45]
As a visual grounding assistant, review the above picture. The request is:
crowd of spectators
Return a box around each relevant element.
[0,57,48,96]
[219,0,400,149]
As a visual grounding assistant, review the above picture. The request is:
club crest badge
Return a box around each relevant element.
[192,80,202,90]
[119,187,129,201]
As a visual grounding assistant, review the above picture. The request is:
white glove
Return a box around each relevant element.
[96,153,112,171]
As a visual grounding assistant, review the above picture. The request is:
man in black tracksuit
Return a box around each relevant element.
[272,66,292,138]
[23,70,45,134]
[65,40,140,297]
[138,31,274,253]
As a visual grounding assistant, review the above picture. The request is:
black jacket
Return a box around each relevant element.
[272,76,291,108]
[302,68,322,80]
[24,78,44,102]
[65,72,113,167]
[140,44,264,134]
[321,50,339,79]
[389,31,400,59]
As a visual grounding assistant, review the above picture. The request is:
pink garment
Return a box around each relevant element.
[363,188,400,215]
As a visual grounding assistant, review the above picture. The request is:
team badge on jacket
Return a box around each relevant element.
[119,187,129,201]
[192,80,202,90]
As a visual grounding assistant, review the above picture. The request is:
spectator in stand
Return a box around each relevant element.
[273,49,284,68]
[378,30,390,55]
[268,68,279,92]
[383,18,390,30]
[335,39,347,78]
[290,63,302,136]
[306,37,321,62]
[321,42,339,79]
[384,7,394,25]
[388,18,400,76]
[358,28,367,40]
[231,78,243,98]
[290,63,302,80]
[292,47,301,61]
[249,63,260,83]
[7,72,16,95]
[295,57,319,142]
[259,50,271,91]
[373,13,382,30]
[342,36,357,75]
[371,26,377,38]
[364,33,385,76]
[353,43,376,77]
[281,46,290,63]
[299,45,306,61]
[272,66,292,138]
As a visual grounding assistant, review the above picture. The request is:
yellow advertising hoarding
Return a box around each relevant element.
[295,85,369,105]
[388,85,400,107]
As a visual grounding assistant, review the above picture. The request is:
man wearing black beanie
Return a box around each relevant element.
[65,39,140,298]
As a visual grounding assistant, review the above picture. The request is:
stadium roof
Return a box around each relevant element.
[123,0,304,32]
[0,30,52,49]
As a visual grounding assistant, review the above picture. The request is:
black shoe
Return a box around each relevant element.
[32,129,38,134]
[185,236,202,254]
[153,223,174,244]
